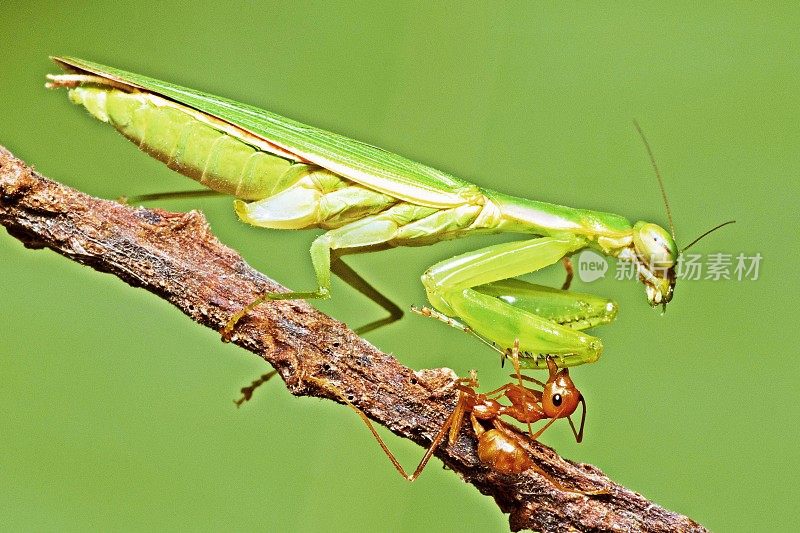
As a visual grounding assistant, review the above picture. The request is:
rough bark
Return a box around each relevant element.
[0,146,706,532]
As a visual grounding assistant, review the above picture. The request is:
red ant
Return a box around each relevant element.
[449,358,586,479]
[236,342,602,495]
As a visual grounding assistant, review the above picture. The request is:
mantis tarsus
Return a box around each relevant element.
[47,57,732,370]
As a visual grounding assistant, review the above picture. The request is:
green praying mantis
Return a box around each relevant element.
[46,57,732,371]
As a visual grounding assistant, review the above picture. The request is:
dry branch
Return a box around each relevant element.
[0,146,706,532]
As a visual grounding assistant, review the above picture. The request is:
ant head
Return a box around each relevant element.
[542,358,588,442]
[632,221,677,307]
[542,359,582,419]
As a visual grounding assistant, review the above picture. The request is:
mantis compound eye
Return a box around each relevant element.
[633,221,677,270]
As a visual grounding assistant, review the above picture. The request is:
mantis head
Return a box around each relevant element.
[542,358,586,442]
[632,220,677,307]
[631,120,733,310]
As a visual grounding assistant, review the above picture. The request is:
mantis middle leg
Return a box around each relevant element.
[224,202,479,336]
[129,189,405,335]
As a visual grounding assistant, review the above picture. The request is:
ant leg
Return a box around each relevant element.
[528,415,560,441]
[302,374,468,481]
[470,412,486,438]
[447,370,481,444]
[446,388,472,446]
[482,382,517,398]
[234,370,279,407]
[514,373,547,388]
[507,340,534,438]
[561,256,574,290]
[409,391,471,480]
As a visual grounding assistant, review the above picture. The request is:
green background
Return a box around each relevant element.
[1,2,797,531]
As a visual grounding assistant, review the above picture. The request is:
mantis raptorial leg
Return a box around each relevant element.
[420,236,617,368]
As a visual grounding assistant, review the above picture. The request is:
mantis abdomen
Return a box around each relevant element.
[69,86,398,229]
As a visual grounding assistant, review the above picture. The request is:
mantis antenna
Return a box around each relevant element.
[633,119,677,241]
[632,120,735,254]
[681,220,736,253]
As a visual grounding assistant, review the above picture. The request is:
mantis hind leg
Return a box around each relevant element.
[127,192,405,337]
[119,189,406,336]
[221,245,404,339]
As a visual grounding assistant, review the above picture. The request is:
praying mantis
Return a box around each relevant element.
[46,56,731,370]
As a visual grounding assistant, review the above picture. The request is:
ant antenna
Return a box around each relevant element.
[567,395,587,443]
[681,220,736,253]
[633,119,676,241]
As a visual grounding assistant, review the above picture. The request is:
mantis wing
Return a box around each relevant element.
[53,57,481,209]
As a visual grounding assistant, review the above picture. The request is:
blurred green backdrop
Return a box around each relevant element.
[1,2,797,531]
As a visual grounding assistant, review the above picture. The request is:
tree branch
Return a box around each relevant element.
[0,146,706,532]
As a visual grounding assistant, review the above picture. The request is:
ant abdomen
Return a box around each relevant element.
[477,427,534,475]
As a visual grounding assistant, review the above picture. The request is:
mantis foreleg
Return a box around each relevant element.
[421,236,616,368]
